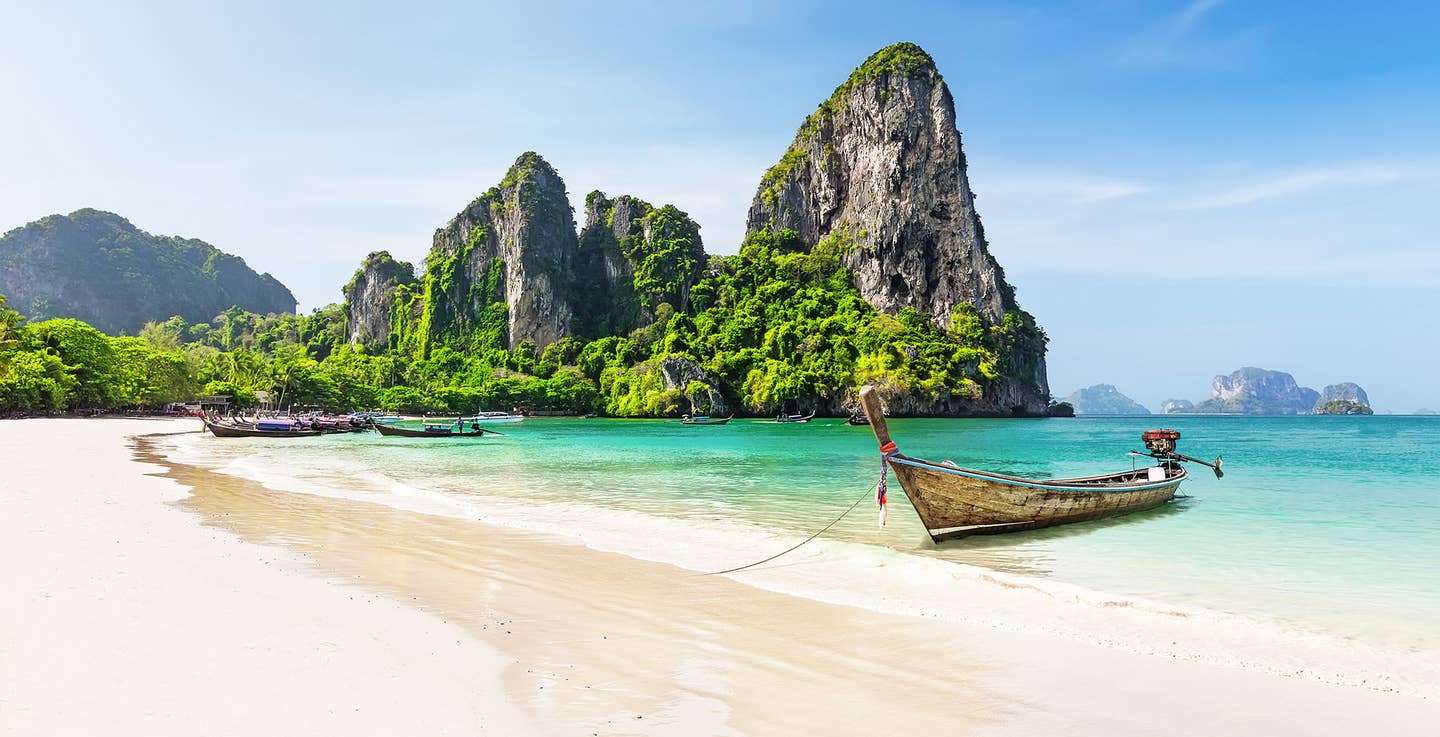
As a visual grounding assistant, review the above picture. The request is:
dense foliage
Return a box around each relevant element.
[0,218,1046,417]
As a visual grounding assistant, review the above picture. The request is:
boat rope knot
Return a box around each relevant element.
[877,441,899,526]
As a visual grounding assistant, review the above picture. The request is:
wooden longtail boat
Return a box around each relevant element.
[775,412,816,423]
[858,386,1219,540]
[373,421,498,438]
[680,414,733,425]
[204,417,324,438]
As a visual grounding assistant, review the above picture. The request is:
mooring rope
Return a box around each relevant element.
[700,482,879,576]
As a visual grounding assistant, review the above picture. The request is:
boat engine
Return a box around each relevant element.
[1138,429,1224,478]
[1141,429,1180,454]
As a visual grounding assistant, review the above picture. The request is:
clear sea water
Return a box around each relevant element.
[167,414,1440,687]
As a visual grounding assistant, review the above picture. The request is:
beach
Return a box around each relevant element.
[3,418,1437,736]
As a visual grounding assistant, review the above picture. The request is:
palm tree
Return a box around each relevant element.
[0,293,24,351]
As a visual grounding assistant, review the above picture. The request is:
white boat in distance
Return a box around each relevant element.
[464,411,526,424]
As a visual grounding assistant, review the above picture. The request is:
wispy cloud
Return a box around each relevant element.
[1182,163,1433,208]
[1117,0,1259,68]
[983,173,1150,203]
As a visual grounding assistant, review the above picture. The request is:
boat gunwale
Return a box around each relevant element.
[890,454,1186,493]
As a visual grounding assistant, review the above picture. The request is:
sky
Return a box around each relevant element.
[2,0,1437,411]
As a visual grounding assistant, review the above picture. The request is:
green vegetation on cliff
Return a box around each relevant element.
[0,209,296,335]
[0,44,1049,419]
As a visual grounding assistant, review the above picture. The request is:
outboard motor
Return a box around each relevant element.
[1141,429,1180,454]
[1138,429,1224,478]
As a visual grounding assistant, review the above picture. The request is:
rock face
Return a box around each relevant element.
[744,42,1048,415]
[1192,368,1319,414]
[573,192,706,339]
[658,356,728,416]
[1161,399,1195,414]
[746,43,1010,328]
[0,209,295,334]
[1316,382,1370,410]
[343,251,418,349]
[1064,384,1150,415]
[422,152,577,352]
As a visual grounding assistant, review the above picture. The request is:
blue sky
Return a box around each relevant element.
[2,1,1437,410]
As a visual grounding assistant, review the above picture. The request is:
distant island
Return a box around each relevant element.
[1166,368,1373,415]
[0,209,295,335]
[1161,399,1194,414]
[1063,384,1150,415]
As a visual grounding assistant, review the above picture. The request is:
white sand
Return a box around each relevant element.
[3,418,1437,736]
[1,418,529,735]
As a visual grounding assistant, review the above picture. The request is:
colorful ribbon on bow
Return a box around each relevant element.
[878,440,899,527]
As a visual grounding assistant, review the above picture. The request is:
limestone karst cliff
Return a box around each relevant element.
[1191,367,1320,414]
[572,192,705,339]
[422,152,578,353]
[335,43,1051,416]
[342,251,418,349]
[743,42,1048,414]
[746,43,1012,327]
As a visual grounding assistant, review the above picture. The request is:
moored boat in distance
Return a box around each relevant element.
[465,411,525,424]
[680,414,733,426]
[374,420,499,438]
[203,416,324,438]
[775,412,816,423]
[858,385,1221,540]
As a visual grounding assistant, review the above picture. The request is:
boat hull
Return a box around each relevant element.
[204,419,323,438]
[374,423,493,438]
[888,456,1184,540]
[681,416,732,425]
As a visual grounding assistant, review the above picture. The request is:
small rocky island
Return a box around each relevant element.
[1312,383,1373,415]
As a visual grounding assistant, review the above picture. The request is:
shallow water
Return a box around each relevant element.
[166,415,1440,666]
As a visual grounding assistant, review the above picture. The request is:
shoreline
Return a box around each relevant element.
[158,423,1440,700]
[3,418,1437,735]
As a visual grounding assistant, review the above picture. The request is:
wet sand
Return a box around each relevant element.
[3,418,1437,736]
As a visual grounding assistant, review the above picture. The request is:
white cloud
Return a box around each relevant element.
[1182,163,1431,208]
[1116,0,1259,68]
[983,173,1150,203]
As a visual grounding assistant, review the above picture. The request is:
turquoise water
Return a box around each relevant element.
[175,415,1440,655]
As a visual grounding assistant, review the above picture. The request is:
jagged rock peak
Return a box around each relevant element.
[582,190,653,238]
[745,41,1014,328]
[343,251,417,348]
[423,151,577,352]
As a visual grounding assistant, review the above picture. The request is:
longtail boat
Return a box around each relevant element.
[203,417,324,438]
[374,420,499,438]
[858,386,1221,540]
[846,413,869,426]
[775,412,816,423]
[680,414,733,426]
